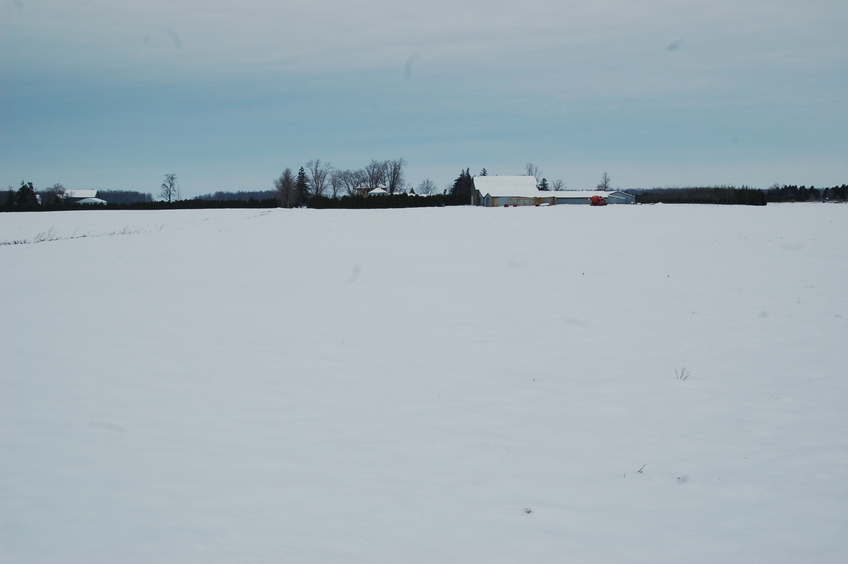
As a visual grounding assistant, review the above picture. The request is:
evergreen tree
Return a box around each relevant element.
[480,168,488,176]
[539,178,550,191]
[2,189,15,211]
[15,181,39,209]
[450,168,474,203]
[296,167,309,206]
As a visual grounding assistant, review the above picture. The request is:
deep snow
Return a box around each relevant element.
[1,204,846,563]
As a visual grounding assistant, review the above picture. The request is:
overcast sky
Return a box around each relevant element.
[2,0,846,197]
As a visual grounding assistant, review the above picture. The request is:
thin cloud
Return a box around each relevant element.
[404,54,420,81]
[666,38,684,51]
[165,28,182,49]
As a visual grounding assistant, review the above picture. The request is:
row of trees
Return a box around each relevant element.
[1,180,156,211]
[765,184,848,202]
[635,186,768,205]
[98,190,155,204]
[632,184,847,205]
[274,159,415,208]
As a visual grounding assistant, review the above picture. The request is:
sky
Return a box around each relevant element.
[2,0,847,197]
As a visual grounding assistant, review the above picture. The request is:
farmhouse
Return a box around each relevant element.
[472,176,635,207]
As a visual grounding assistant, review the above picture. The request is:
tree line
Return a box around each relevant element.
[4,172,846,212]
[635,186,768,205]
[764,184,848,202]
[633,184,848,205]
[273,158,416,207]
[1,181,154,211]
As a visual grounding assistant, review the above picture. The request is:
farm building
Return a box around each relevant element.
[354,185,389,197]
[472,176,635,206]
[62,190,107,205]
[549,190,635,205]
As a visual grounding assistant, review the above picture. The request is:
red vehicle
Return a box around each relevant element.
[590,195,608,206]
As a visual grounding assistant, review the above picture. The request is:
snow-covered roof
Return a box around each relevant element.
[369,188,388,195]
[76,197,107,205]
[473,176,538,197]
[64,190,98,199]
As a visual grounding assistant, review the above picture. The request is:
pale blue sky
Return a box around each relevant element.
[2,0,846,197]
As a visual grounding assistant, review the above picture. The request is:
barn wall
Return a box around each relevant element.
[607,192,635,204]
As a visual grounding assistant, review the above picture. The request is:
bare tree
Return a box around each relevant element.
[160,174,178,202]
[363,159,387,192]
[417,178,437,195]
[306,159,332,198]
[597,172,611,191]
[334,169,365,197]
[45,183,66,204]
[525,163,541,184]
[551,179,566,191]
[274,168,296,208]
[385,158,406,194]
[329,169,344,199]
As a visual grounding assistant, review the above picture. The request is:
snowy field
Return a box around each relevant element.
[1,204,846,563]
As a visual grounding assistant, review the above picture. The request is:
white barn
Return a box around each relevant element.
[472,176,540,207]
[63,190,107,205]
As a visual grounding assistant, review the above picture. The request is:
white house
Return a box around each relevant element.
[472,176,635,206]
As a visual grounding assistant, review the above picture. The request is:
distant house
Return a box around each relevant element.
[472,176,635,206]
[62,190,107,205]
[354,185,390,197]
